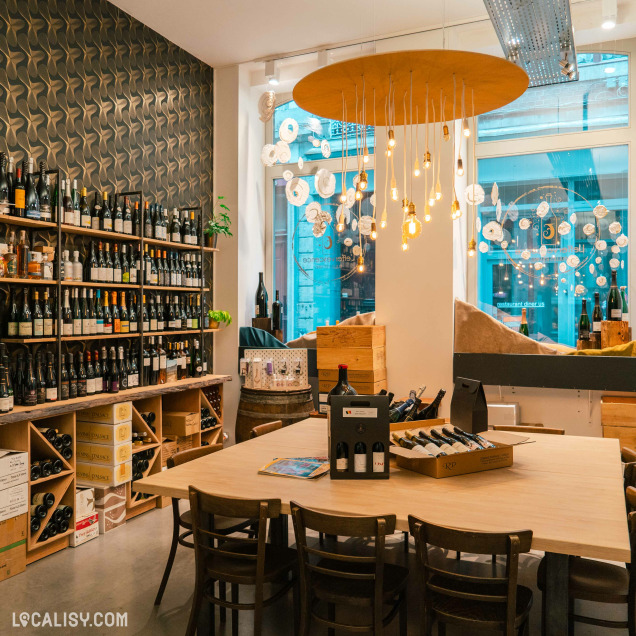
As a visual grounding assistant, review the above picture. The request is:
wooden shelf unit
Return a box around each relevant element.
[0,216,57,230]
[3,337,57,344]
[60,281,140,289]
[60,224,141,242]
[145,285,210,292]
[0,277,57,286]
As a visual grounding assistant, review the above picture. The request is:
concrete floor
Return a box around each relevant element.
[1,505,627,635]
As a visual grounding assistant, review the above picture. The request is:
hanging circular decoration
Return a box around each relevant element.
[305,201,322,223]
[583,223,596,236]
[501,240,508,249]
[596,276,607,287]
[609,221,622,234]
[536,201,549,218]
[352,245,362,256]
[285,177,310,206]
[491,183,499,206]
[534,262,544,270]
[559,262,568,273]
[312,221,327,237]
[359,216,374,236]
[482,221,503,242]
[566,254,580,268]
[316,209,332,224]
[314,169,336,198]
[298,158,304,169]
[611,245,620,254]
[464,184,485,205]
[595,239,607,251]
[282,169,294,181]
[312,138,321,147]
[479,241,489,253]
[616,234,629,248]
[589,264,595,274]
[476,217,482,232]
[258,91,276,122]
[593,204,608,219]
[557,221,571,236]
[539,245,547,258]
[496,200,502,222]
[336,204,351,225]
[352,218,358,231]
[370,193,376,207]
[575,284,586,295]
[610,258,620,269]
[560,278,566,284]
[506,202,519,222]
[261,144,277,167]
[521,250,530,260]
[596,256,602,264]
[344,237,353,247]
[321,139,331,158]
[278,118,299,143]
[345,188,356,209]
[569,212,577,225]
[519,218,531,230]
[307,117,323,135]
[275,140,291,163]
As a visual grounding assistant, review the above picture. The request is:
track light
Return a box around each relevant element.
[264,60,280,86]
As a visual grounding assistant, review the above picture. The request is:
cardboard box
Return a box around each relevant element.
[389,430,529,479]
[162,411,200,437]
[76,442,132,466]
[0,450,28,490]
[317,325,386,349]
[70,512,99,547]
[97,506,126,534]
[0,483,28,523]
[76,421,132,445]
[0,513,26,581]
[77,401,132,424]
[75,488,95,520]
[76,461,132,488]
[93,486,127,534]
[161,439,178,467]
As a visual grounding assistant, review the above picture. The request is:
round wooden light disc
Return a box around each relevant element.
[293,50,529,125]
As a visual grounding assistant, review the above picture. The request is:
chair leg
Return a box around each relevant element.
[438,621,446,636]
[568,599,575,636]
[292,576,300,636]
[319,532,324,544]
[399,591,408,636]
[231,584,239,636]
[219,581,227,622]
[403,531,409,553]
[154,513,180,605]
[185,579,204,636]
[328,603,336,636]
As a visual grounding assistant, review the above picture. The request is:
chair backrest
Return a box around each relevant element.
[290,500,397,627]
[625,463,636,492]
[623,447,636,464]
[250,420,283,439]
[167,443,223,469]
[408,515,532,635]
[188,486,281,585]
[492,425,564,435]
[627,486,636,512]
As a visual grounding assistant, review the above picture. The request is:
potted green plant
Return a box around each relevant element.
[204,195,232,248]
[208,310,232,329]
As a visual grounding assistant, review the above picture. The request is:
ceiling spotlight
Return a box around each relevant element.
[602,0,617,29]
[265,60,280,86]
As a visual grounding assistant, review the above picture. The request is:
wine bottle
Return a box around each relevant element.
[85,351,95,396]
[371,441,385,472]
[133,200,140,236]
[37,161,51,221]
[113,244,122,283]
[143,201,152,238]
[35,352,46,404]
[0,153,9,215]
[353,441,367,473]
[76,352,87,397]
[91,192,101,230]
[93,349,103,394]
[72,179,80,227]
[404,430,446,456]
[416,389,446,421]
[63,179,73,225]
[391,432,434,456]
[335,441,349,471]
[272,290,283,332]
[32,491,55,508]
[389,399,414,423]
[60,355,69,401]
[17,230,29,278]
[255,272,268,317]
[100,191,112,231]
[79,187,90,228]
[429,428,471,452]
[68,353,77,400]
[113,196,123,234]
[24,353,37,406]
[45,353,57,402]
[123,196,132,235]
[72,288,82,335]
[118,347,128,391]
[607,270,622,321]
[62,289,73,336]
[19,287,33,338]
[519,307,529,336]
[108,347,119,393]
[452,426,496,449]
[578,299,591,341]
[0,361,10,413]
[441,426,482,450]
[13,166,25,217]
[43,290,53,337]
[32,290,43,337]
[417,430,457,455]
[25,158,40,220]
[171,208,181,242]
[621,286,629,320]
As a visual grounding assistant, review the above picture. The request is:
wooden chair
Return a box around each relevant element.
[408,515,533,636]
[627,487,636,512]
[492,425,565,435]
[250,420,283,439]
[186,487,298,636]
[625,463,636,492]
[154,445,255,607]
[623,447,636,464]
[537,511,636,635]
[290,500,408,635]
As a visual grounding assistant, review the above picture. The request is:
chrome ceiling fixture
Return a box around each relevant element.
[482,0,578,87]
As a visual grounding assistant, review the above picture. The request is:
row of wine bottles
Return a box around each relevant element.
[578,276,629,340]
[31,490,73,538]
[30,457,66,481]
[255,272,283,331]
[0,336,206,412]
[391,426,495,457]
[6,287,208,338]
[35,425,73,460]
[0,154,204,245]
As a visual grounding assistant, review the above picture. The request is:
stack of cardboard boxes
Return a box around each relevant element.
[70,487,99,547]
[0,450,28,581]
[76,402,133,534]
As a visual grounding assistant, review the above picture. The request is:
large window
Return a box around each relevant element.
[270,100,376,341]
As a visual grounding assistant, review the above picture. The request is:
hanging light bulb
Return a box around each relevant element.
[402,198,409,214]
[443,124,450,141]
[456,157,464,177]
[451,199,458,220]
[336,210,345,233]
[357,255,365,272]
[424,201,432,223]
[413,158,421,177]
[401,240,409,252]
[423,151,431,169]
[386,148,392,157]
[390,178,398,201]
[435,178,442,201]
[407,202,418,237]
[380,209,387,229]
[462,118,470,137]
[388,130,396,148]
[467,238,476,256]
[358,170,368,190]
[370,219,377,240]
[428,186,436,207]
[454,197,461,218]
[363,146,369,164]
[355,188,362,201]
[339,191,347,203]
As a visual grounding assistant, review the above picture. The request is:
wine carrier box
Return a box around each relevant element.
[76,421,132,446]
[77,441,133,466]
[390,429,528,479]
[76,461,132,488]
[162,411,200,437]
[329,395,390,480]
[0,513,27,581]
[77,401,133,425]
[601,396,636,447]
[0,450,28,490]
[70,488,99,548]
[94,485,127,534]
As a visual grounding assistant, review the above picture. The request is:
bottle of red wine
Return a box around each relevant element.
[415,389,446,420]
[607,270,622,321]
[272,290,283,331]
[335,442,349,472]
[578,299,591,341]
[255,272,268,318]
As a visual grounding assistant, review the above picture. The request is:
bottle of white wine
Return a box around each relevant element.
[353,441,367,473]
[392,432,434,457]
[404,430,446,456]
[607,271,622,321]
[430,429,471,452]
[336,442,348,472]
[452,426,496,449]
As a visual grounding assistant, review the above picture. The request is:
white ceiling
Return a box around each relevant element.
[109,0,636,69]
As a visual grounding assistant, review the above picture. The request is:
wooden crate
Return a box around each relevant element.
[601,396,636,427]
[318,368,387,384]
[317,346,386,371]
[318,379,387,394]
[601,321,632,349]
[316,326,385,349]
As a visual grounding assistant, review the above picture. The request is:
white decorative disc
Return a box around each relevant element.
[536,201,549,218]
[344,237,353,247]
[345,187,356,209]
[521,250,530,260]
[566,254,580,268]
[358,216,374,236]
[298,158,304,169]
[312,138,321,147]
[501,240,508,249]
[314,169,336,198]
[559,262,568,273]
[370,193,376,207]
[611,245,620,254]
[616,234,629,248]
[476,217,482,232]
[575,271,580,277]
[519,218,531,230]
[285,178,310,206]
[569,212,577,225]
[583,223,595,236]
[506,202,519,222]
[539,245,547,257]
[595,256,602,264]
[589,264,595,274]
[558,221,571,236]
[491,182,499,206]
[464,184,485,205]
[352,245,362,256]
[534,262,543,270]
[282,169,294,181]
[352,174,360,187]
[321,139,331,158]
[609,221,622,234]
[560,278,566,284]
[595,239,607,251]
[278,118,299,143]
[275,140,291,163]
[316,209,332,224]
[593,204,608,219]
[305,201,322,223]
[312,221,327,237]
[258,91,276,123]
[575,284,586,295]
[307,117,323,135]
[260,144,277,167]
[496,200,502,222]
[610,258,620,269]
[482,221,503,242]
[352,218,358,231]
[596,276,607,287]
[479,241,489,253]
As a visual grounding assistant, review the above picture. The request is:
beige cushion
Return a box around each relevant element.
[286,312,376,349]
[454,299,557,356]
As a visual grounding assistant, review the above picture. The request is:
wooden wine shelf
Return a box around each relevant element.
[144,237,209,252]
[144,329,212,337]
[132,442,160,454]
[0,216,57,230]
[3,337,57,344]
[61,281,141,289]
[29,468,74,486]
[61,333,139,341]
[0,277,57,286]
[146,285,210,292]
[61,224,141,242]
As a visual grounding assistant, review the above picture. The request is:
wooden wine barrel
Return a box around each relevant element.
[235,387,314,443]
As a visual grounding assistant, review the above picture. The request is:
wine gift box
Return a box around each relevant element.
[450,377,488,434]
[329,395,390,480]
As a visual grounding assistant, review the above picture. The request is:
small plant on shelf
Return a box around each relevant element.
[208,310,232,329]
[204,195,232,248]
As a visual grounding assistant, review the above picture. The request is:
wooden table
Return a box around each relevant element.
[137,418,630,635]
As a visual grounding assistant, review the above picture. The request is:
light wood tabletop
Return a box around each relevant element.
[137,417,630,563]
